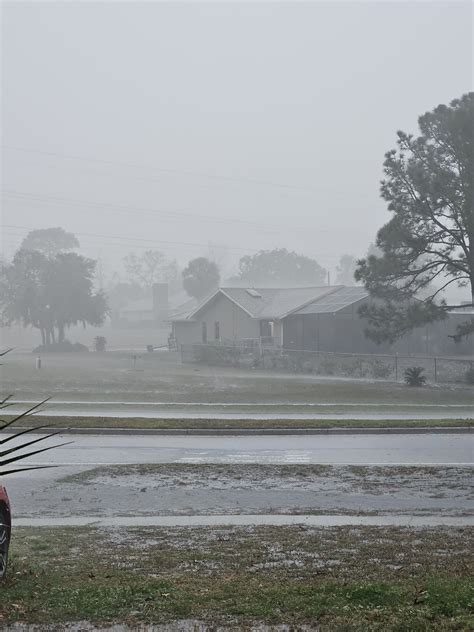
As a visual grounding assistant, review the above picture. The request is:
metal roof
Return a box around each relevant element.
[294,286,369,315]
[184,286,345,321]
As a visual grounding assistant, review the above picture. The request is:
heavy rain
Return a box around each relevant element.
[1,1,473,630]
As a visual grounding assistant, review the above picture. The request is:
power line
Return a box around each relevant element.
[1,226,342,261]
[2,188,369,238]
[1,230,218,255]
[2,144,321,194]
[5,153,317,204]
[1,223,262,254]
[2,189,285,233]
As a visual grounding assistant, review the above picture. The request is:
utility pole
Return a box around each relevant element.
[97,254,104,289]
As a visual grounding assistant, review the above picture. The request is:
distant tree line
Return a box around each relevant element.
[8,90,469,355]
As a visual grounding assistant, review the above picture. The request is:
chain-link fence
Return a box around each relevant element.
[180,343,474,385]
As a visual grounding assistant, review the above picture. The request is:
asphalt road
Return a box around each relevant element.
[5,432,473,527]
[11,432,474,465]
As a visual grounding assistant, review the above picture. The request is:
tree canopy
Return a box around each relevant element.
[123,250,179,291]
[0,250,108,347]
[182,257,220,299]
[336,254,357,285]
[235,248,326,287]
[356,93,473,343]
[20,227,80,257]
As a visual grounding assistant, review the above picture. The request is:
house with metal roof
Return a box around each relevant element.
[172,285,474,355]
[171,285,388,352]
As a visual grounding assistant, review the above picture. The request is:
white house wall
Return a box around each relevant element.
[173,292,260,346]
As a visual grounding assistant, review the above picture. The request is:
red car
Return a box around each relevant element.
[0,482,11,579]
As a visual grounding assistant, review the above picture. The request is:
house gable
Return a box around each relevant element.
[187,289,255,320]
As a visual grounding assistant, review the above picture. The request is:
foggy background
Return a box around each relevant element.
[1,1,473,290]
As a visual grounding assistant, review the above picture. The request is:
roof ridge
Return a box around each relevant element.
[222,285,344,291]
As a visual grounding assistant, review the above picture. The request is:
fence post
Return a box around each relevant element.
[395,354,398,382]
[434,357,438,382]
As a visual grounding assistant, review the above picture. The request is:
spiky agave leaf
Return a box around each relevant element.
[0,349,69,476]
[0,398,52,428]
[0,395,14,409]
[0,393,70,477]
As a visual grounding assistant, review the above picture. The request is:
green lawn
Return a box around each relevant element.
[2,351,473,406]
[10,414,474,431]
[2,525,472,630]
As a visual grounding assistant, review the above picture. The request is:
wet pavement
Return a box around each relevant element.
[4,432,472,527]
[6,432,474,466]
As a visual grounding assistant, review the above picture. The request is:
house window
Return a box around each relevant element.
[214,321,220,340]
[202,322,207,343]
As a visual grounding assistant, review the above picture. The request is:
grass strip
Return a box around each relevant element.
[2,525,473,629]
[8,414,474,430]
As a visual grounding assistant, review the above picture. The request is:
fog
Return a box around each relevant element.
[1,4,474,622]
[2,1,472,281]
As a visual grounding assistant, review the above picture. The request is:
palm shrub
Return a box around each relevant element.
[94,336,107,352]
[404,366,427,387]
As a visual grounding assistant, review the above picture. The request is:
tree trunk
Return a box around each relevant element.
[58,324,65,343]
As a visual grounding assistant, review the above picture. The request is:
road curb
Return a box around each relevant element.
[17,425,474,435]
[13,514,474,528]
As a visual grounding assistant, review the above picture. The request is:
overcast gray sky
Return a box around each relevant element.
[1,1,473,281]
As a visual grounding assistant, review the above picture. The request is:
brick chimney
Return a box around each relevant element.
[152,283,169,325]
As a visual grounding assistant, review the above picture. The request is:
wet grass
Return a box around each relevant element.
[2,352,473,406]
[1,525,473,629]
[9,414,474,431]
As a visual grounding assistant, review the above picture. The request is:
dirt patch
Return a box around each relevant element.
[8,464,464,519]
[60,463,474,497]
